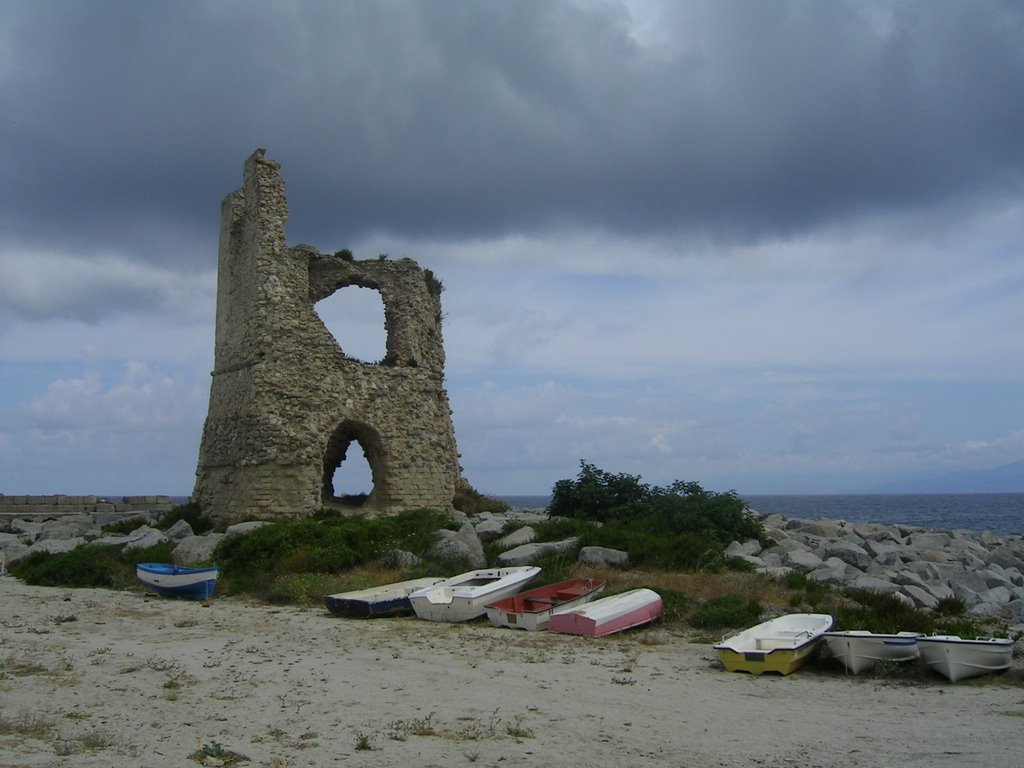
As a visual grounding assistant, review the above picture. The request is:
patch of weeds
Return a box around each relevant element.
[53,613,78,624]
[611,676,637,685]
[163,676,182,690]
[454,708,503,741]
[188,741,249,766]
[690,594,762,629]
[353,731,375,751]
[101,516,149,535]
[0,710,56,738]
[505,715,534,739]
[1,653,49,677]
[174,618,199,628]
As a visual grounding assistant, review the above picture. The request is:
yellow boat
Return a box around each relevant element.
[714,613,833,675]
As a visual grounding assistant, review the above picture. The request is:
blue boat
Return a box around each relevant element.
[136,563,219,600]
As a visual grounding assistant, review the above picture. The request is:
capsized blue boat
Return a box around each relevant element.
[136,562,219,600]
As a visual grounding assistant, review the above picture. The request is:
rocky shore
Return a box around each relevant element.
[2,505,1022,626]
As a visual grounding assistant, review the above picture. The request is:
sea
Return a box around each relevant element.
[496,493,1024,536]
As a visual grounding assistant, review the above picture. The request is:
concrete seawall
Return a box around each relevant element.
[0,494,176,524]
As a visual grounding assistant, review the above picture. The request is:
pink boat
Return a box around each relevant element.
[548,588,663,637]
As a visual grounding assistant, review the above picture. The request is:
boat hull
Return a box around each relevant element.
[409,567,541,622]
[136,563,218,600]
[324,577,443,618]
[918,635,1013,682]
[824,631,921,674]
[715,613,833,676]
[548,588,662,637]
[485,578,606,631]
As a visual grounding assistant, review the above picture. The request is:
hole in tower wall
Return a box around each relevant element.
[314,286,387,363]
[326,441,374,506]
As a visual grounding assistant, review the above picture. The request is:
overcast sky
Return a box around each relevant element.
[2,0,1023,498]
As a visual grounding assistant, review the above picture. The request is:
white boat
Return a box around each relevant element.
[324,577,444,618]
[715,613,833,675]
[408,566,540,622]
[823,630,921,674]
[917,635,1014,682]
[485,578,606,631]
[547,588,663,637]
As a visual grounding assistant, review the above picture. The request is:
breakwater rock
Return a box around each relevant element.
[3,503,1021,624]
[732,513,1024,622]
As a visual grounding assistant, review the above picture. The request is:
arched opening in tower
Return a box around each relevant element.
[322,421,385,507]
[313,285,387,362]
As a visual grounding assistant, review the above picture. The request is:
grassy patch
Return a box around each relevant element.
[12,541,176,590]
[214,509,454,598]
[689,594,762,629]
[188,741,248,765]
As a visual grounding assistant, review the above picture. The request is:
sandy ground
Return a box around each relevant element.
[1,576,1022,768]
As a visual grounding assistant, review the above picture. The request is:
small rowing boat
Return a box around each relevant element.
[408,566,541,622]
[917,634,1013,682]
[715,613,833,675]
[324,577,444,618]
[547,588,663,637]
[823,630,921,674]
[485,578,606,631]
[136,562,219,600]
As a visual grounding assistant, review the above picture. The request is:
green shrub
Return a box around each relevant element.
[657,588,692,624]
[101,515,149,535]
[690,594,762,629]
[834,589,939,635]
[453,484,509,516]
[215,509,453,596]
[12,542,176,590]
[158,501,214,534]
[546,461,765,571]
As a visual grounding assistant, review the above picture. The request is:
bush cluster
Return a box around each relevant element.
[214,509,454,596]
[546,461,765,570]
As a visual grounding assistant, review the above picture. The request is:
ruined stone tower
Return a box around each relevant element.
[194,149,461,523]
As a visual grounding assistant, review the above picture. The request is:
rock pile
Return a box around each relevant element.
[731,513,1024,621]
[4,505,1021,625]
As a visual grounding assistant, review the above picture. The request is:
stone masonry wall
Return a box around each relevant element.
[193,149,461,524]
[0,494,174,523]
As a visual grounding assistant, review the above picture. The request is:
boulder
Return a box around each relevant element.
[726,539,762,557]
[577,545,628,567]
[785,518,841,538]
[172,533,224,566]
[901,584,939,610]
[806,565,847,586]
[824,541,872,570]
[225,521,270,537]
[123,526,169,552]
[498,538,579,567]
[849,576,900,594]
[1,541,31,567]
[384,549,422,569]
[427,523,486,569]
[472,518,507,541]
[989,546,1024,572]
[782,549,823,573]
[495,526,536,551]
[28,538,83,555]
[8,520,42,537]
[165,519,194,541]
[908,531,952,550]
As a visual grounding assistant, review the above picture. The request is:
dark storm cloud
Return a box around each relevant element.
[3,1,1023,263]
